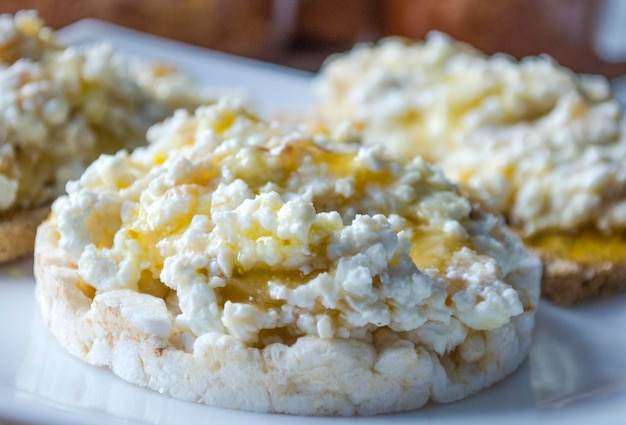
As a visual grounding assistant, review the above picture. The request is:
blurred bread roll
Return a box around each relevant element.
[0,0,274,59]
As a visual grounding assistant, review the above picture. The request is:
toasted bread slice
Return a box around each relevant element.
[313,34,626,305]
[524,230,626,305]
[0,205,50,264]
[540,256,626,305]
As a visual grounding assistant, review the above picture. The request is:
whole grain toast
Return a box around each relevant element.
[0,205,50,263]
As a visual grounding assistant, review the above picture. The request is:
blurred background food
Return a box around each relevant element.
[1,0,626,76]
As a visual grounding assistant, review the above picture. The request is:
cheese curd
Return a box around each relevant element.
[51,99,537,353]
[0,10,215,213]
[314,33,626,236]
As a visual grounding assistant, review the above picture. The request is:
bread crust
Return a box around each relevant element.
[34,218,537,416]
[536,252,626,305]
[0,205,50,264]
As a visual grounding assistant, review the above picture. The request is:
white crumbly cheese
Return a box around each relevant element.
[315,33,626,236]
[0,10,215,213]
[52,99,535,356]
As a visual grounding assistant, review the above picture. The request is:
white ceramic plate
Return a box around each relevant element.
[1,19,626,425]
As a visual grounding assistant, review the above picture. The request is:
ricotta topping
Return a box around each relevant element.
[0,10,215,213]
[51,99,537,352]
[314,33,626,236]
